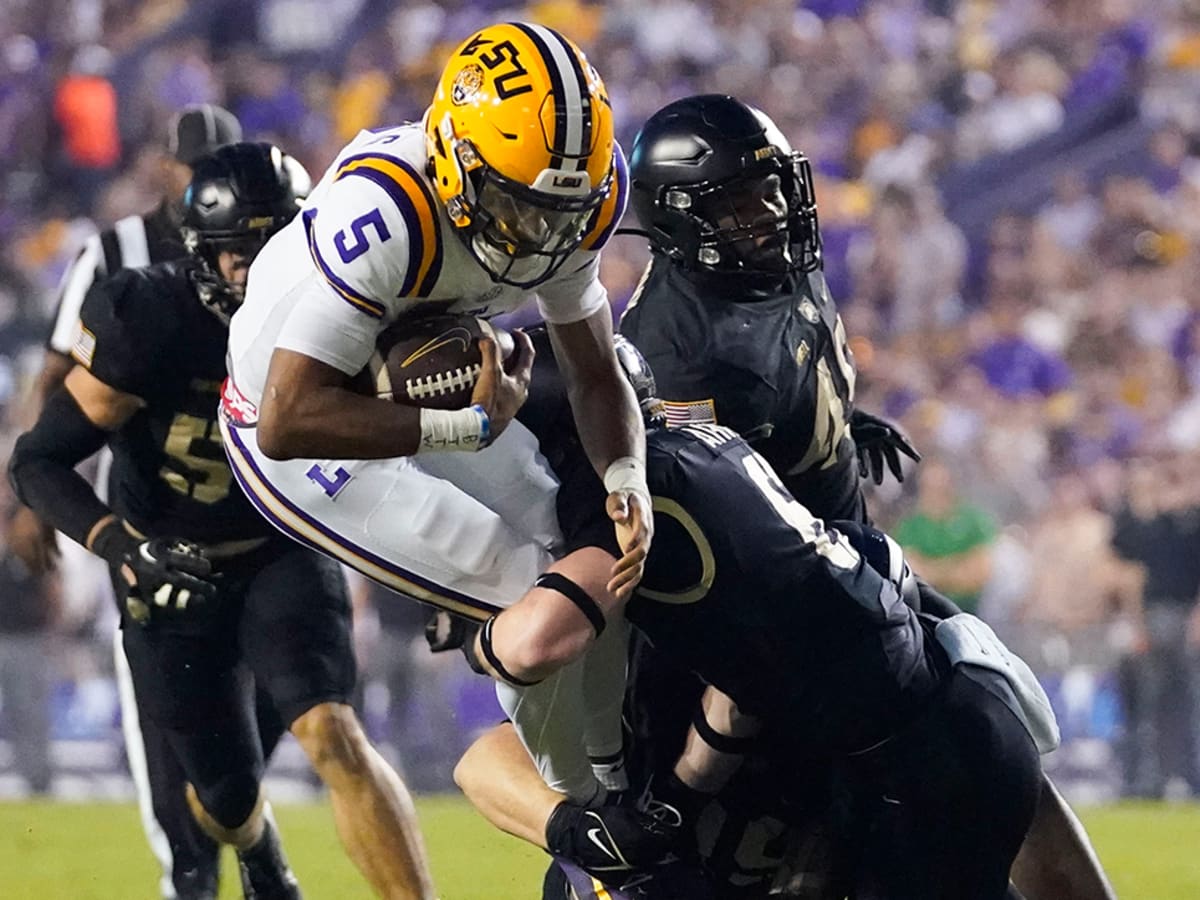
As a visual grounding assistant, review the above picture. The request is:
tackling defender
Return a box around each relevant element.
[9,144,433,900]
[617,94,1111,900]
[462,334,1050,899]
[221,22,650,802]
[9,103,248,899]
[461,94,1113,899]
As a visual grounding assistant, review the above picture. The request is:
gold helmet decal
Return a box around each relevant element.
[451,64,485,106]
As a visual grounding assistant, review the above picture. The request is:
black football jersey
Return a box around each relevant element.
[73,261,271,543]
[47,202,186,356]
[628,423,941,757]
[620,259,864,522]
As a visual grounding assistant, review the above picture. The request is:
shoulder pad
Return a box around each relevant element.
[305,152,444,320]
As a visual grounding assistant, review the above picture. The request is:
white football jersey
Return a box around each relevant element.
[227,123,628,406]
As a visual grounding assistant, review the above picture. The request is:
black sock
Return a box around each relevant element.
[238,818,301,900]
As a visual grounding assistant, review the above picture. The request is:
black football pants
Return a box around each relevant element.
[841,666,1042,900]
[118,541,354,840]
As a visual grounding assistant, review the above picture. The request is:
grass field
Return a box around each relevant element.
[1,798,1198,899]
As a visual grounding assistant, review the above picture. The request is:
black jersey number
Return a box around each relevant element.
[161,412,233,504]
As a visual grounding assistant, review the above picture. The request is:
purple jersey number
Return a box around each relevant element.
[335,208,391,263]
[306,463,352,499]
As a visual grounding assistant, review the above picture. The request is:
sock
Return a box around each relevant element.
[590,750,630,794]
[237,817,302,900]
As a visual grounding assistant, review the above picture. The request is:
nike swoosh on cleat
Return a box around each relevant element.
[586,827,618,861]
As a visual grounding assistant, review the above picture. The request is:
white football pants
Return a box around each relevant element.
[220,415,623,799]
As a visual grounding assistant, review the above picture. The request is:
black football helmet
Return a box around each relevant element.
[180,142,301,322]
[628,94,821,291]
[613,334,667,428]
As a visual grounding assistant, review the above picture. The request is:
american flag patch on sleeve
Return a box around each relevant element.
[70,324,96,369]
[663,398,717,427]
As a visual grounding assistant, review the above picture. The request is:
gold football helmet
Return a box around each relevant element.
[426,22,616,287]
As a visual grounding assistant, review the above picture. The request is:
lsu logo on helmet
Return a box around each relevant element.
[425,22,620,288]
[451,64,485,105]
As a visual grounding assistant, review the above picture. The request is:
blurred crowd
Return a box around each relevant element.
[2,0,1200,801]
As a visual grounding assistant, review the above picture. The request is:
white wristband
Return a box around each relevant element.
[418,404,491,453]
[603,456,648,497]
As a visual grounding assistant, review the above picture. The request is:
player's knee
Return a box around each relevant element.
[452,728,494,796]
[506,613,591,678]
[451,751,474,795]
[291,702,370,783]
[197,771,261,833]
[509,559,612,678]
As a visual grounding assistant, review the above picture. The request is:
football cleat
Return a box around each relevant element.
[545,799,678,878]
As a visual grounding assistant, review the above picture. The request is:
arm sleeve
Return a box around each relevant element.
[47,234,105,355]
[274,272,383,376]
[8,389,113,548]
[913,575,964,619]
[73,270,164,398]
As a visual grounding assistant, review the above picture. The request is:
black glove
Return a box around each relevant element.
[91,519,217,624]
[848,409,921,485]
[545,798,678,879]
[425,608,476,653]
[639,771,710,830]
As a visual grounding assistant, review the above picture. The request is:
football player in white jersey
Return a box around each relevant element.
[222,22,647,804]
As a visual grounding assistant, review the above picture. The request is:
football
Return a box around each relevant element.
[358,314,514,409]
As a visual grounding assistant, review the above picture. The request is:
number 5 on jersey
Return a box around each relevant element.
[335,208,391,263]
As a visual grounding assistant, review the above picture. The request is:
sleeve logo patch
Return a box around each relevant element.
[70,324,96,369]
[663,398,717,428]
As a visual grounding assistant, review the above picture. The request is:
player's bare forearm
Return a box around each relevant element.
[549,313,652,598]
[549,311,645,476]
[570,373,644,476]
[258,348,421,459]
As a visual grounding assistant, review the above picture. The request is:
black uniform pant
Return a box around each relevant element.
[117,539,355,887]
[119,643,286,898]
[840,666,1041,900]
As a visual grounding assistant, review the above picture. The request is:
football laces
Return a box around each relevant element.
[405,364,482,400]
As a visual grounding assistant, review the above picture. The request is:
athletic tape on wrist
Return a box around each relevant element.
[603,456,648,497]
[417,404,490,453]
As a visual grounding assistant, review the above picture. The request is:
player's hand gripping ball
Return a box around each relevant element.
[357,314,515,409]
